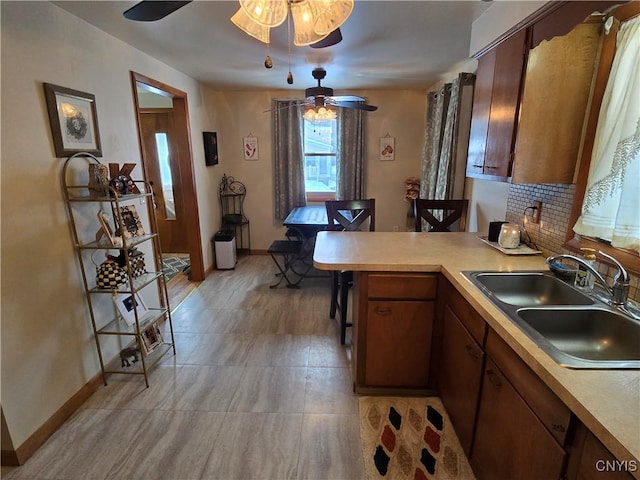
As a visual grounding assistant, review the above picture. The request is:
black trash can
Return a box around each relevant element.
[212,230,236,269]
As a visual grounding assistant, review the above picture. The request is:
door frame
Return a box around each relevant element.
[130,71,205,282]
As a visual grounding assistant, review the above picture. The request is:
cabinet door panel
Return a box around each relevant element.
[473,358,566,480]
[439,306,484,457]
[365,301,434,388]
[467,47,496,177]
[484,29,527,178]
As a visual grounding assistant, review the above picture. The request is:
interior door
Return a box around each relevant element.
[139,110,189,254]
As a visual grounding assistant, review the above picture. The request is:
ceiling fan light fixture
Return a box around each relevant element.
[239,0,288,27]
[312,0,354,35]
[304,105,337,122]
[231,8,271,43]
[290,0,329,46]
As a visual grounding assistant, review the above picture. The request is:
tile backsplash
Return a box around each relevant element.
[505,183,639,303]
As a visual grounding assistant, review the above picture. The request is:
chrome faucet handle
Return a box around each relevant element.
[597,251,629,306]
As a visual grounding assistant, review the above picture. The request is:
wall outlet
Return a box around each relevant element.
[532,201,542,224]
[392,225,399,232]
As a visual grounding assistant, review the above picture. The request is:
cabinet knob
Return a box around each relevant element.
[375,306,392,315]
[551,423,566,433]
[486,368,503,389]
[465,344,480,362]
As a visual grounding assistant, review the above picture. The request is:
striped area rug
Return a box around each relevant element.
[161,256,190,281]
[359,396,476,480]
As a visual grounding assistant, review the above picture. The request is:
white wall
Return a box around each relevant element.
[0,1,218,448]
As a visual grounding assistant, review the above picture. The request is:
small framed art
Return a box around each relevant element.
[141,322,163,355]
[43,83,102,157]
[113,293,148,327]
[203,131,218,166]
[243,136,259,161]
[119,205,145,239]
[379,137,395,161]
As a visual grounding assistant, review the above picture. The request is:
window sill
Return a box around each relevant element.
[564,236,640,277]
[306,192,335,203]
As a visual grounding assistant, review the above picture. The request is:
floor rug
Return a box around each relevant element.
[161,256,190,281]
[359,396,476,480]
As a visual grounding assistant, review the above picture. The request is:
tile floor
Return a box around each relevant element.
[2,255,365,480]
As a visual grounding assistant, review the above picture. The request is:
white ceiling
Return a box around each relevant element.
[54,1,493,92]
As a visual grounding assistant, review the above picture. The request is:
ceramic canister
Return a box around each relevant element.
[498,223,521,249]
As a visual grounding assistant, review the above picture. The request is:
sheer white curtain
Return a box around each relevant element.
[573,16,640,253]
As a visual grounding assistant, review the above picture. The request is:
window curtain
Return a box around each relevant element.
[336,107,365,200]
[273,100,306,220]
[573,16,640,253]
[420,72,474,200]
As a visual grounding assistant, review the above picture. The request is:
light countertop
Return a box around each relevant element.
[314,231,640,474]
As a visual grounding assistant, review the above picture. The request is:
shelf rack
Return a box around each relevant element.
[219,173,250,254]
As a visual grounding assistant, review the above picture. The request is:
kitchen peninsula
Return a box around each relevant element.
[314,231,640,479]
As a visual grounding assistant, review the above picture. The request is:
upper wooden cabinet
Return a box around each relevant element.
[467,2,619,183]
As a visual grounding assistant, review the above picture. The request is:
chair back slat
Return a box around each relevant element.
[414,199,468,232]
[325,199,376,232]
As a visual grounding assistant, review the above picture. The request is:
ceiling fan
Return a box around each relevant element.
[123,1,343,48]
[298,67,378,113]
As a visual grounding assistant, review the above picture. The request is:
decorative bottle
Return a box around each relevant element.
[574,248,596,290]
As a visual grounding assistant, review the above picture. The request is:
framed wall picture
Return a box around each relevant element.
[141,322,163,355]
[43,83,102,157]
[243,136,259,161]
[203,131,218,166]
[113,293,148,327]
[380,137,395,161]
[119,205,145,239]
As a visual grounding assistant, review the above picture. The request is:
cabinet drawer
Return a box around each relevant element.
[486,329,571,444]
[367,273,437,300]
[446,286,487,345]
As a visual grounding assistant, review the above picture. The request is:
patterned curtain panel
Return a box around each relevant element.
[273,100,306,220]
[336,107,365,200]
[420,72,474,200]
[573,16,640,254]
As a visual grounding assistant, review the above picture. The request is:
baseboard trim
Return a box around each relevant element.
[2,373,103,466]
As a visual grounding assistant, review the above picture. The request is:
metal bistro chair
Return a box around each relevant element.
[413,199,469,232]
[325,199,376,344]
[267,227,311,289]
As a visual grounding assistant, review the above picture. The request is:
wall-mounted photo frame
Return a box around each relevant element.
[43,83,102,157]
[113,293,148,327]
[203,131,219,166]
[141,322,163,355]
[379,137,395,161]
[243,136,259,161]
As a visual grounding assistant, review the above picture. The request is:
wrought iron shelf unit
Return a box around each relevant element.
[219,174,250,254]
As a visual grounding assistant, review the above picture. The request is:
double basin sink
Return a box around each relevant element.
[464,271,640,369]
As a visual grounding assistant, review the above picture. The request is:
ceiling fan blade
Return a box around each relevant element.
[123,1,192,21]
[310,28,342,49]
[331,101,378,112]
[331,95,367,102]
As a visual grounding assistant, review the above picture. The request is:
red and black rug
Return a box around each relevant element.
[359,397,476,480]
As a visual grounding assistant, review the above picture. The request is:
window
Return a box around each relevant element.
[303,117,337,201]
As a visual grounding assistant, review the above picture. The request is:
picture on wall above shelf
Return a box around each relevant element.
[119,205,145,239]
[43,83,102,157]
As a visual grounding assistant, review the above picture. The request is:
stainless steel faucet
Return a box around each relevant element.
[546,250,630,306]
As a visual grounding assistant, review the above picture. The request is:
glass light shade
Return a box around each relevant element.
[290,1,328,46]
[312,0,354,35]
[231,8,270,43]
[239,0,288,27]
[304,106,337,121]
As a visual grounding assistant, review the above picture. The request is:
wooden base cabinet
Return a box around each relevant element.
[472,358,567,480]
[353,273,437,394]
[438,305,485,457]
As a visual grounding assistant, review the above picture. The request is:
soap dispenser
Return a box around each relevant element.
[574,248,596,290]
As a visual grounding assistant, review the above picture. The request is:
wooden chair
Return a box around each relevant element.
[413,199,469,232]
[325,199,376,344]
